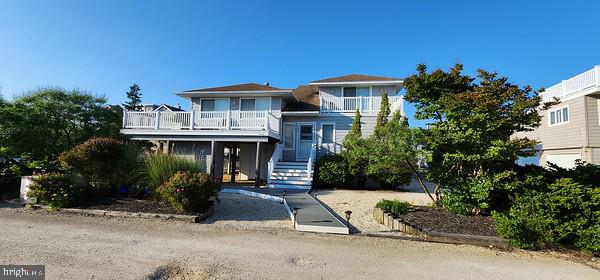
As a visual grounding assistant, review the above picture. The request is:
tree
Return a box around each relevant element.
[123,83,142,111]
[342,109,368,187]
[0,87,122,172]
[403,63,557,188]
[373,92,390,138]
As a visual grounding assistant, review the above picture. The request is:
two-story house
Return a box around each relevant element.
[121,74,404,189]
[519,66,600,168]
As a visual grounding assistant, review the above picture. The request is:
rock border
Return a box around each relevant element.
[373,207,509,249]
[29,204,214,223]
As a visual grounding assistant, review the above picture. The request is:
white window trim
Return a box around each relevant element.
[320,122,336,145]
[548,105,569,127]
[283,123,296,150]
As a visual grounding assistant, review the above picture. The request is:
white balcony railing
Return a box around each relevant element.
[320,95,404,114]
[123,110,280,135]
[542,66,600,102]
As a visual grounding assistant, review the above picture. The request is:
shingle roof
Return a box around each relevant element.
[310,74,402,84]
[283,85,320,111]
[182,83,283,92]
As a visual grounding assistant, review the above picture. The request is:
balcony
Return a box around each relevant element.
[320,95,404,114]
[542,66,600,102]
[122,110,281,138]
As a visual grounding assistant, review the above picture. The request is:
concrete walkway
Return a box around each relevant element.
[221,187,349,234]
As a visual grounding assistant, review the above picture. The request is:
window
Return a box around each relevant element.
[549,106,569,126]
[322,124,334,144]
[201,99,215,111]
[343,87,357,97]
[300,125,312,140]
[240,99,256,111]
[284,124,295,150]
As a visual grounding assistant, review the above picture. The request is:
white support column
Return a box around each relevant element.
[122,112,128,128]
[255,141,261,188]
[189,110,195,130]
[226,110,231,130]
[264,110,268,130]
[155,111,161,129]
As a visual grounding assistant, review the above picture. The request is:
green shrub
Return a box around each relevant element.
[494,178,600,253]
[440,171,518,215]
[376,199,411,216]
[27,173,87,208]
[142,154,200,191]
[315,154,350,188]
[157,171,218,213]
[59,137,140,194]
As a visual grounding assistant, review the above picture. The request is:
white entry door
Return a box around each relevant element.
[296,123,314,161]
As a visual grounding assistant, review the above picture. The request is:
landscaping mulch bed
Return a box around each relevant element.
[397,206,498,237]
[76,198,195,215]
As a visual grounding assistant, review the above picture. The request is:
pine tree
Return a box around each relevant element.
[123,83,142,111]
[373,92,390,137]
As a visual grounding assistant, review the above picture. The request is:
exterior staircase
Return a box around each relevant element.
[267,161,313,189]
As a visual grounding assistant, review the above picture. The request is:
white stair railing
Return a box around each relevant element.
[306,140,317,186]
[267,143,283,185]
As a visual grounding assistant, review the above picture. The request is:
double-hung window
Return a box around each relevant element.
[321,124,335,144]
[549,106,569,126]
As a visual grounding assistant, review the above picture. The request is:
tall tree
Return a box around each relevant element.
[403,63,557,187]
[0,87,122,171]
[373,92,390,138]
[123,83,142,111]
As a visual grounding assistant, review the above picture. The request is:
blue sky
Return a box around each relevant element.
[1,0,599,127]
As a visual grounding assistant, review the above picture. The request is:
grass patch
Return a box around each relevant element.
[376,199,411,216]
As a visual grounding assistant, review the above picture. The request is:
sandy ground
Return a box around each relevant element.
[316,178,436,234]
[203,192,290,230]
[1,204,599,280]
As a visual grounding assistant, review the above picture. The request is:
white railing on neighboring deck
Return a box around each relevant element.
[267,143,283,185]
[123,110,281,134]
[542,66,600,102]
[306,140,317,186]
[320,95,404,114]
[123,112,157,129]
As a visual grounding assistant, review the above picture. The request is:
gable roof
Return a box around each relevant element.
[283,85,320,112]
[310,74,403,84]
[181,83,284,93]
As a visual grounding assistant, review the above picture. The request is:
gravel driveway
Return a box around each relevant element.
[1,205,598,279]
[316,182,435,234]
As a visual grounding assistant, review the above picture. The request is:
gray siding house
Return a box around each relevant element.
[519,66,600,168]
[121,74,404,189]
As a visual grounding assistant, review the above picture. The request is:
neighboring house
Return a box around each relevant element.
[121,74,404,189]
[519,66,600,168]
[141,103,184,112]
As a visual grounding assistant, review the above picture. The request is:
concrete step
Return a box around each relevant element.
[271,171,308,176]
[266,184,311,190]
[273,168,308,173]
[270,175,307,181]
[269,179,310,185]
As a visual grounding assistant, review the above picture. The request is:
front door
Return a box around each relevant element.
[296,123,314,161]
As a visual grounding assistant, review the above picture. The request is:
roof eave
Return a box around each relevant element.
[308,80,404,86]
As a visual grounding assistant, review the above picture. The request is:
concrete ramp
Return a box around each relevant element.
[222,187,349,234]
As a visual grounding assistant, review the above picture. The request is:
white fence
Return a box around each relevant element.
[123,110,280,132]
[320,96,404,113]
[542,66,600,102]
